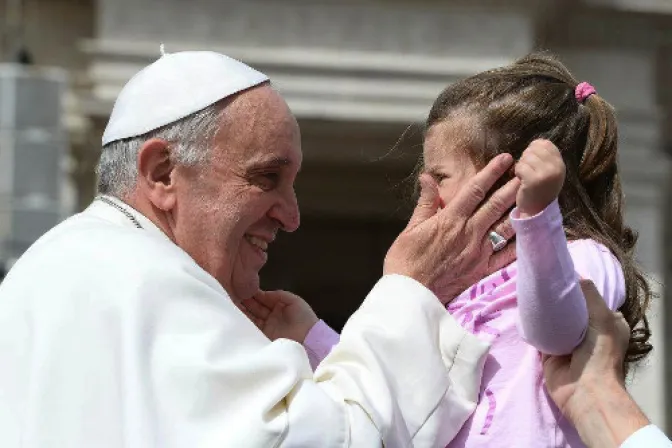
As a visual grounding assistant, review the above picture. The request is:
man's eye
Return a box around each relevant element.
[254,173,279,190]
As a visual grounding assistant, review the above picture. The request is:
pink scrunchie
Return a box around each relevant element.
[575,82,596,103]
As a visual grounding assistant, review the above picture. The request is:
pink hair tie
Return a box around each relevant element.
[575,82,596,103]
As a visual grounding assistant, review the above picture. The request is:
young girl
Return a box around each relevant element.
[416,51,652,447]
[245,52,652,447]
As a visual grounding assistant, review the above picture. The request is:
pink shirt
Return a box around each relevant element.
[303,199,625,447]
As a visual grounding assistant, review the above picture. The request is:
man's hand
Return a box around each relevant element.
[543,280,648,447]
[384,153,519,303]
[241,290,319,343]
[542,280,630,418]
[514,139,566,217]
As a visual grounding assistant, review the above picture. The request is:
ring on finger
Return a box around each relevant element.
[492,218,515,242]
[488,231,508,252]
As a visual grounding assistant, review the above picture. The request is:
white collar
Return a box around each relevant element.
[85,195,172,243]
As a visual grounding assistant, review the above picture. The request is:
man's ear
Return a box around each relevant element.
[136,138,177,211]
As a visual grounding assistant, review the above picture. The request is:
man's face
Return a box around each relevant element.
[172,86,302,301]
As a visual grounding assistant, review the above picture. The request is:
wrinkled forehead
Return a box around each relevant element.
[214,86,302,166]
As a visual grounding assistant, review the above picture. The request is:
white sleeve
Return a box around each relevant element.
[620,425,672,448]
[146,268,489,448]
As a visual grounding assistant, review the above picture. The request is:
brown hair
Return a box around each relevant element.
[425,51,652,365]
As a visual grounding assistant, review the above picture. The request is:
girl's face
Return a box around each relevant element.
[423,117,481,207]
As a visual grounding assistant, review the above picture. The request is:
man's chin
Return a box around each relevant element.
[230,273,261,301]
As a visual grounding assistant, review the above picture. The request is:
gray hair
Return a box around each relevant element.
[96,102,225,197]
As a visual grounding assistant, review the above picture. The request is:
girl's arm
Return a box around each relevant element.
[513,199,624,355]
[303,320,340,370]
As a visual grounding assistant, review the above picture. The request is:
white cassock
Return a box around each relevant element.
[0,196,488,447]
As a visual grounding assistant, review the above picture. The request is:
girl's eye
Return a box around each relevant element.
[432,173,449,183]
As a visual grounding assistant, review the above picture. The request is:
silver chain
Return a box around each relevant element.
[97,196,143,229]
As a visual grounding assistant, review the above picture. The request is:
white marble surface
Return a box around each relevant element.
[97,0,535,58]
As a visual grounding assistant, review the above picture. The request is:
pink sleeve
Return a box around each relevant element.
[567,239,625,311]
[511,199,624,356]
[302,320,340,371]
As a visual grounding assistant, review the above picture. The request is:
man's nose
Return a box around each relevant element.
[270,190,300,232]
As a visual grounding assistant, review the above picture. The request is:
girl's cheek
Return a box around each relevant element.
[437,184,452,209]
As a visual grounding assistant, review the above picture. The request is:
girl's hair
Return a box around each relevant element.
[425,51,652,365]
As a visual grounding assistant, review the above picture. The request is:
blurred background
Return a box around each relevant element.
[1,0,671,432]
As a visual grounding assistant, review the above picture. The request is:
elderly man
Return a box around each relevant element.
[0,51,519,447]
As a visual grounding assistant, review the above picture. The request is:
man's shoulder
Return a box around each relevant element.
[11,211,213,286]
[37,212,177,258]
[1,211,227,313]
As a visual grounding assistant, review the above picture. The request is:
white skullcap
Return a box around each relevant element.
[102,50,269,145]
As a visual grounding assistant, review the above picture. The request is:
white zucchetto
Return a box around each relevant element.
[102,50,269,145]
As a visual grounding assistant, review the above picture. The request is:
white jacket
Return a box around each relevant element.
[0,198,488,447]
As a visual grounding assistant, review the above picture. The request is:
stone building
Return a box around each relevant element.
[2,0,671,430]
